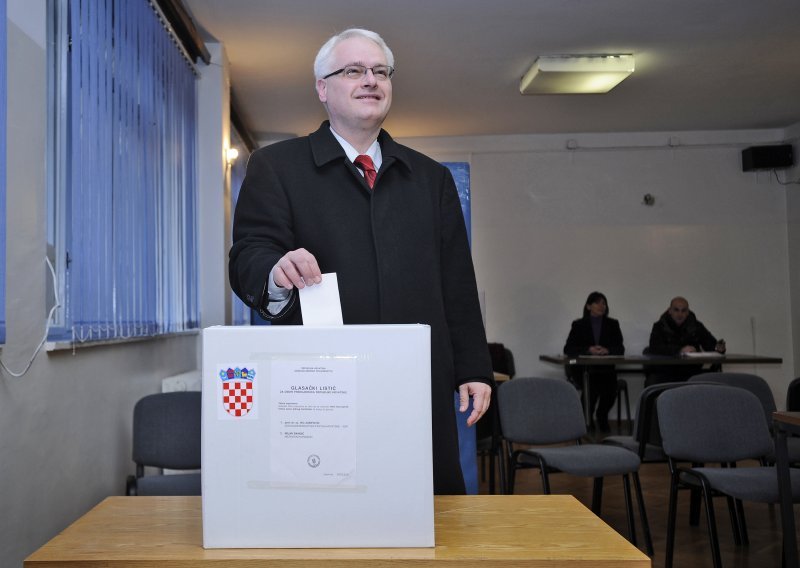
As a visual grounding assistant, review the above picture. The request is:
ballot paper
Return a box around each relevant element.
[269,357,357,488]
[299,273,343,326]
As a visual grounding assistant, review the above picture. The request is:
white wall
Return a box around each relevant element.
[402,129,797,407]
[784,122,800,381]
[197,42,231,327]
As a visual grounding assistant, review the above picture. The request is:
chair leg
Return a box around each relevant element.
[665,471,680,568]
[498,445,507,495]
[539,458,551,494]
[726,495,742,546]
[632,471,654,556]
[689,465,702,526]
[591,477,604,515]
[722,462,748,546]
[700,480,724,568]
[735,498,749,545]
[622,474,638,547]
[507,446,517,494]
[487,451,495,494]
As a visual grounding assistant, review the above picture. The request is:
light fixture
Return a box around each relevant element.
[225,147,240,165]
[519,54,634,95]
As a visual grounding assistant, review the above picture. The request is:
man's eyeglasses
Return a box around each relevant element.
[323,64,394,81]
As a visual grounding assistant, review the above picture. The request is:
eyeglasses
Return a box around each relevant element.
[323,64,394,81]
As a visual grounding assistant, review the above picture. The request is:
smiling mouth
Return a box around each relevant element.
[356,94,381,100]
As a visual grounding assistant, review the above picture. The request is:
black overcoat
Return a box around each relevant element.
[229,122,493,494]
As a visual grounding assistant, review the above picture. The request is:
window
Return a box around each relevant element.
[48,0,198,343]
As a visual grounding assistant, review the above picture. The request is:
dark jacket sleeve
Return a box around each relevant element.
[602,318,625,355]
[694,321,718,351]
[564,320,588,356]
[647,321,677,355]
[438,166,493,388]
[228,147,299,321]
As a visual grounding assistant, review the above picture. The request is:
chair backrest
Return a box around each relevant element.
[631,381,704,454]
[787,377,800,411]
[132,391,202,470]
[497,377,585,445]
[487,342,515,377]
[657,383,774,463]
[689,372,776,428]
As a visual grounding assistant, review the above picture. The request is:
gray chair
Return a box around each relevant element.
[657,383,800,568]
[498,377,652,555]
[603,381,709,463]
[126,391,202,496]
[604,380,740,537]
[690,372,800,465]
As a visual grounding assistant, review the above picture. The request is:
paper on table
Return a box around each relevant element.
[299,272,344,326]
[682,351,723,358]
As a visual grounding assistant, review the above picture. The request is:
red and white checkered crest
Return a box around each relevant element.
[219,367,255,417]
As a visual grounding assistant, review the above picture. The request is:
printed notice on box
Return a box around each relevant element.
[270,358,357,488]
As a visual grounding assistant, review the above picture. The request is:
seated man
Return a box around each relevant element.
[644,296,725,385]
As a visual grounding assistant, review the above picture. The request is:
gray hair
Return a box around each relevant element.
[313,28,394,79]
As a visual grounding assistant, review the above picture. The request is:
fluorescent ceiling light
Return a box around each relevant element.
[519,54,635,95]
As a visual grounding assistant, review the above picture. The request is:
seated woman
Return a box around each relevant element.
[563,291,624,432]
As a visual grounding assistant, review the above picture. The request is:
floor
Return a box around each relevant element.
[477,420,798,568]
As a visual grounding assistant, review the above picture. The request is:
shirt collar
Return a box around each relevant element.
[329,126,383,170]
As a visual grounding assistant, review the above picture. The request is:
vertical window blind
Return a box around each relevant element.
[62,0,198,342]
[0,0,7,343]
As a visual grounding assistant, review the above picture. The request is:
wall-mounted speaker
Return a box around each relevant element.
[741,144,794,171]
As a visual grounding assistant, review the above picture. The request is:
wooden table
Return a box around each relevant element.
[773,411,800,568]
[540,353,783,425]
[25,495,650,567]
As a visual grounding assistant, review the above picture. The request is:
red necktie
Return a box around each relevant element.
[354,155,377,189]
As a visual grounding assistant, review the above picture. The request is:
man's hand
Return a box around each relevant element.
[458,382,492,427]
[273,248,322,290]
[680,345,697,353]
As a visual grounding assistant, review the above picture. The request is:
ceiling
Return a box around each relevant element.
[181,0,800,145]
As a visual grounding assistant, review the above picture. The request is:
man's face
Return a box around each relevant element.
[668,300,690,326]
[316,37,392,134]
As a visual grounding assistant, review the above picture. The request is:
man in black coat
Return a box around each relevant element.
[228,28,493,495]
[645,296,725,385]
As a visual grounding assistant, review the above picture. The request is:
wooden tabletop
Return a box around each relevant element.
[493,371,510,382]
[25,495,650,567]
[774,411,800,428]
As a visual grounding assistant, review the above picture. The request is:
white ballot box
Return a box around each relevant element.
[201,324,434,548]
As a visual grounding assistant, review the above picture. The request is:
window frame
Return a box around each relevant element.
[46,0,200,345]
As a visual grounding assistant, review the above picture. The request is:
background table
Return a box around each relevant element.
[26,495,650,567]
[540,353,783,425]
